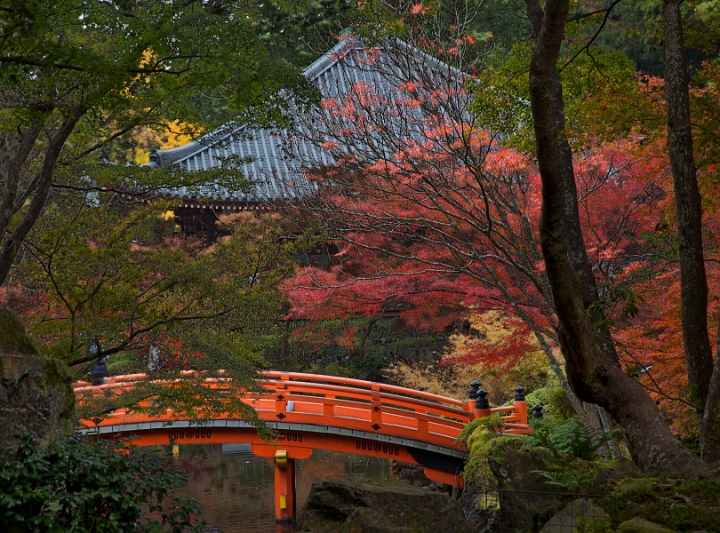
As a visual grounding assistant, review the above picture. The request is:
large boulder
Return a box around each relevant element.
[486,442,637,533]
[487,443,566,532]
[0,308,74,460]
[297,480,472,533]
[0,308,39,355]
[340,508,414,533]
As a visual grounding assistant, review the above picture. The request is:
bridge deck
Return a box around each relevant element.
[75,371,529,486]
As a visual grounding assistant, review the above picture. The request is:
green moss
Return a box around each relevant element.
[467,427,496,451]
[614,478,659,499]
[0,308,38,355]
[610,477,720,532]
[42,359,76,435]
[462,430,525,485]
[325,364,352,377]
[576,518,614,533]
[457,414,506,444]
[677,477,720,498]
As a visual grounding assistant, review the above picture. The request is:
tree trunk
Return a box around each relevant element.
[663,0,714,428]
[527,1,622,454]
[524,0,706,474]
[281,319,290,363]
[0,109,85,286]
[702,316,720,461]
[596,405,621,459]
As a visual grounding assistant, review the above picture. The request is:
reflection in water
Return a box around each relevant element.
[171,444,407,533]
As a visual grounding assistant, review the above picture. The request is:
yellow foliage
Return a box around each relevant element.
[383,360,476,401]
[441,310,552,404]
[132,120,202,164]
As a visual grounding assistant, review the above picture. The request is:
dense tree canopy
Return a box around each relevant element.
[2,0,720,473]
[0,0,311,416]
[0,0,313,287]
[276,0,720,472]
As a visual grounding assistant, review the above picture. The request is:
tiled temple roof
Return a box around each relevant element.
[148,38,461,203]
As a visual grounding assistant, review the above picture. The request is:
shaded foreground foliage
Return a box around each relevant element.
[0,434,204,533]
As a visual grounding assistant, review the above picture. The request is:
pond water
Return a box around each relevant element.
[170,444,407,533]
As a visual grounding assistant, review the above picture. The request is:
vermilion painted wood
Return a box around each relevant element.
[75,371,531,455]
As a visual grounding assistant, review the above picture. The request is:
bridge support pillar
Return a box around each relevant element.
[274,450,296,532]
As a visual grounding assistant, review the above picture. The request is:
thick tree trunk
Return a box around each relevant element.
[702,315,720,461]
[662,0,715,443]
[524,0,706,473]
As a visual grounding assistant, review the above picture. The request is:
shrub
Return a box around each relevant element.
[0,433,204,532]
[524,417,595,460]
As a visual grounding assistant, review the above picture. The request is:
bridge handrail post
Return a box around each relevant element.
[275,380,288,415]
[370,384,382,427]
[468,380,480,421]
[473,389,491,420]
[513,386,528,433]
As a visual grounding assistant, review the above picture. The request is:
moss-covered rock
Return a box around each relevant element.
[461,426,525,487]
[0,310,74,460]
[0,355,75,458]
[0,308,38,355]
[611,476,720,532]
[540,499,610,533]
[617,517,676,533]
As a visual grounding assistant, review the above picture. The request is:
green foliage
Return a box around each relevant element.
[532,467,597,493]
[525,373,575,420]
[0,0,316,290]
[524,418,595,460]
[272,316,448,379]
[324,363,352,377]
[472,39,642,153]
[345,353,386,381]
[677,478,720,499]
[0,433,204,533]
[10,200,295,420]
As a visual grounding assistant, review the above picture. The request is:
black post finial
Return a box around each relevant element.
[469,380,480,400]
[532,404,544,419]
[514,386,525,401]
[475,389,490,410]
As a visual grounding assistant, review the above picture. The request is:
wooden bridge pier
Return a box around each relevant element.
[274,450,296,530]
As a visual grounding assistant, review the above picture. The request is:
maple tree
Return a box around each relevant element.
[280,0,720,471]
[521,0,720,472]
[280,29,674,455]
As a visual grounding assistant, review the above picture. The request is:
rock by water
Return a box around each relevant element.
[297,480,472,533]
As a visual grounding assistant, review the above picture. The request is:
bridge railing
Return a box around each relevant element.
[74,372,531,445]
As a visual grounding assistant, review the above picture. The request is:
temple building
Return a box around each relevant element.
[144,36,459,239]
[145,38,374,237]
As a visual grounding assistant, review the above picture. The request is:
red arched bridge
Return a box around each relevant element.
[74,371,531,528]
